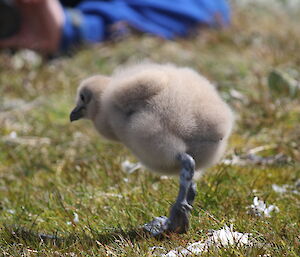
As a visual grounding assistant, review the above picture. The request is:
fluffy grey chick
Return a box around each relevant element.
[70,63,234,236]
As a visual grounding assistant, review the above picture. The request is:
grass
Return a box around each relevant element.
[0,2,300,256]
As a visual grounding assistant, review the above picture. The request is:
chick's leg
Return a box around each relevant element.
[187,181,197,206]
[166,153,195,233]
[143,153,196,236]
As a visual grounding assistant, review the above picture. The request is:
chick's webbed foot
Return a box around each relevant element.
[166,201,192,234]
[143,216,168,237]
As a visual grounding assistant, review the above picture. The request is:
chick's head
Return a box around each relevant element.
[70,75,110,122]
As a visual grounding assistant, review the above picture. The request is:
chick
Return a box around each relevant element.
[70,63,234,235]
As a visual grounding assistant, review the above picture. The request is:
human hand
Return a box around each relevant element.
[0,0,64,55]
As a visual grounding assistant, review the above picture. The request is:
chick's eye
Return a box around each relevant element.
[80,94,85,102]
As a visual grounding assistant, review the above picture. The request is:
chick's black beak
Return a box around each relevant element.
[70,105,84,122]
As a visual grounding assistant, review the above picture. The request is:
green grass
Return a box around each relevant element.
[0,2,300,256]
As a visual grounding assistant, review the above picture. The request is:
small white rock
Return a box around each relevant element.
[160,225,251,256]
[73,212,79,223]
[272,184,288,194]
[7,209,15,214]
[9,131,17,139]
[272,183,300,195]
[67,212,80,225]
[121,160,142,173]
[248,196,279,218]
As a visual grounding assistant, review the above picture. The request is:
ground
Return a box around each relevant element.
[0,1,299,256]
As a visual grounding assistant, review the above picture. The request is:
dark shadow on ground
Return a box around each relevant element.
[2,225,162,249]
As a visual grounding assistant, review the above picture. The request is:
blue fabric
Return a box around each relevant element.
[60,0,230,51]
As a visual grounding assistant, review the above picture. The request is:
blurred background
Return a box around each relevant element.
[0,0,299,256]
